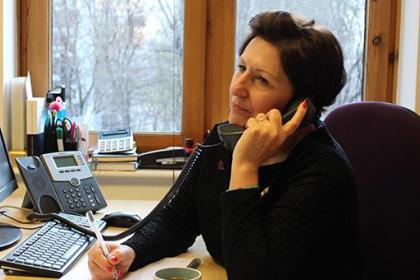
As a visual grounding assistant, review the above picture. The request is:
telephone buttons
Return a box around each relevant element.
[70,178,80,186]
[87,194,96,207]
[94,195,101,205]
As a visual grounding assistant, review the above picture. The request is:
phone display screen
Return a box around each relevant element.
[53,156,78,168]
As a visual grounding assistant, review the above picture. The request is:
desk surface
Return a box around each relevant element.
[0,197,227,279]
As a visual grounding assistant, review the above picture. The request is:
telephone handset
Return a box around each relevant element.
[16,151,107,214]
[217,97,317,151]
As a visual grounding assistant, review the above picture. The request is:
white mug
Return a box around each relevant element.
[153,267,202,280]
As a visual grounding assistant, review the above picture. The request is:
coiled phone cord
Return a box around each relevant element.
[28,142,222,241]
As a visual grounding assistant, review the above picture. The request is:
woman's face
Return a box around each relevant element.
[229,36,294,127]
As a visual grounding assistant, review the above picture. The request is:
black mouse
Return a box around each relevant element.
[101,211,142,228]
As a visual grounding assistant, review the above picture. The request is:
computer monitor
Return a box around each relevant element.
[0,127,22,250]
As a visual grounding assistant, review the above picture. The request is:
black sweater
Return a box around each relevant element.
[123,122,361,279]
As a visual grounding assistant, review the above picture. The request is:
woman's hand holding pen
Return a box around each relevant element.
[88,243,136,280]
[229,101,307,190]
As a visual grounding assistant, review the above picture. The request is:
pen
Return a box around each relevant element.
[86,210,119,280]
[70,121,77,141]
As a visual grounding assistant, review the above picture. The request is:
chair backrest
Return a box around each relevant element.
[324,101,420,280]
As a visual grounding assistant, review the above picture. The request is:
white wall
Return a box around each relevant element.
[0,0,18,148]
[396,0,420,114]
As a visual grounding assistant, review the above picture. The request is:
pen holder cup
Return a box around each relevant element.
[64,141,78,151]
[44,130,58,153]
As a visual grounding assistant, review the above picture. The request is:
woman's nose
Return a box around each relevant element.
[231,74,249,98]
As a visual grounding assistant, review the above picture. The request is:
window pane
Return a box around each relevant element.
[52,0,184,132]
[235,0,366,115]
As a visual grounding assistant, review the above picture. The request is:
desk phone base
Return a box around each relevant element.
[16,151,107,214]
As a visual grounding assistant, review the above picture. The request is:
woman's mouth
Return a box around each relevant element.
[231,103,249,114]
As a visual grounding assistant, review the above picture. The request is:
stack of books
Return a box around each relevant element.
[92,147,139,171]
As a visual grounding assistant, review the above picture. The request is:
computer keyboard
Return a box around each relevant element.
[0,212,106,277]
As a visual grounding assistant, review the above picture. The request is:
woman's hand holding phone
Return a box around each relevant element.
[229,100,308,190]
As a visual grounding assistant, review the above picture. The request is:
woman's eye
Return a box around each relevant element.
[256,76,269,86]
[237,65,246,72]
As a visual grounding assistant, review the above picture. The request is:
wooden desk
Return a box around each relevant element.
[0,197,227,279]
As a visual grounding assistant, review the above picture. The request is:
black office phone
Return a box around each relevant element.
[16,151,107,214]
[217,97,317,151]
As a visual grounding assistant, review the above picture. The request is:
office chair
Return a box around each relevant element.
[324,101,420,280]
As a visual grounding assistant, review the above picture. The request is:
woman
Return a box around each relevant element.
[88,11,360,280]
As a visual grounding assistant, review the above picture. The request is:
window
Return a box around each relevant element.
[19,0,206,151]
[52,0,184,132]
[236,0,366,115]
[19,0,400,151]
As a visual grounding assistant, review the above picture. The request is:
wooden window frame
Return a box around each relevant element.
[18,0,400,151]
[364,0,401,102]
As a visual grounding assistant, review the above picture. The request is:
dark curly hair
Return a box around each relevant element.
[239,11,347,114]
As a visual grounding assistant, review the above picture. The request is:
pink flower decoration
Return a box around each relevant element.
[48,101,63,112]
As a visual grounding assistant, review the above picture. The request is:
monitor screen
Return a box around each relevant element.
[0,128,18,202]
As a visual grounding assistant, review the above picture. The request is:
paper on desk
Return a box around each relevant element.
[60,257,194,280]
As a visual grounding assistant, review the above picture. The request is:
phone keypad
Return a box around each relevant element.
[62,184,102,210]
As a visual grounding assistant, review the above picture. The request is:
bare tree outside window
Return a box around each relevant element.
[52,0,184,132]
[236,0,366,116]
